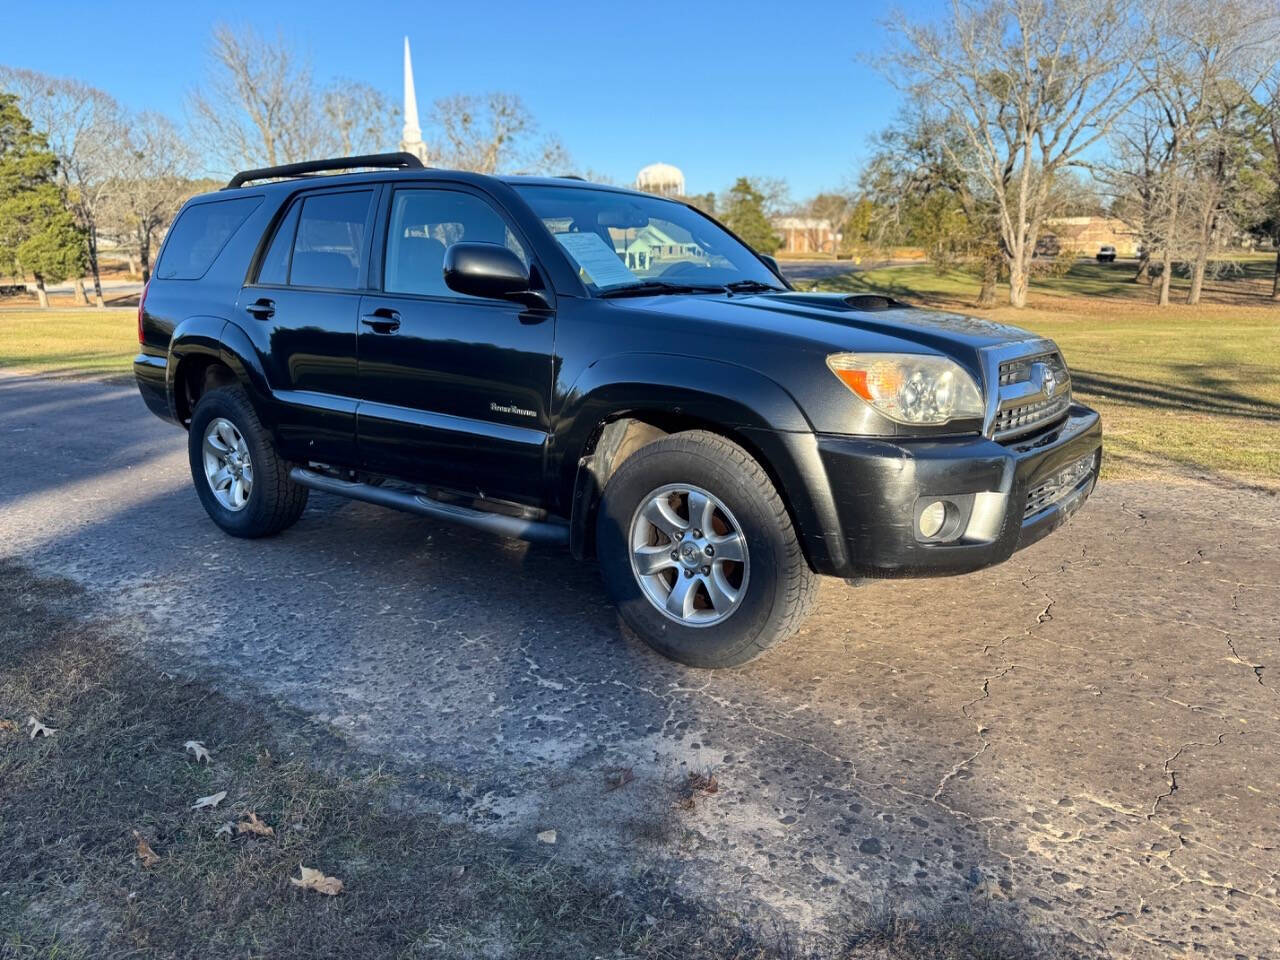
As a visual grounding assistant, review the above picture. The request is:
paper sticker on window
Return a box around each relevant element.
[554,231,637,289]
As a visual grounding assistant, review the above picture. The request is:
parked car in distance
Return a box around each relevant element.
[135,153,1102,668]
[1096,245,1117,262]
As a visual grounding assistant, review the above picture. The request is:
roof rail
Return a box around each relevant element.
[224,152,427,190]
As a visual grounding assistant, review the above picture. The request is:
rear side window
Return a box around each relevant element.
[156,197,262,280]
[286,191,373,290]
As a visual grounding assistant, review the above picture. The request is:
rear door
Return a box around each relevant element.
[235,187,376,464]
[356,185,554,506]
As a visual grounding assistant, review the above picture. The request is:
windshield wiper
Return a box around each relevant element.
[723,279,785,294]
[598,280,726,298]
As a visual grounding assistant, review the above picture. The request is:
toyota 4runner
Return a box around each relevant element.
[135,153,1102,668]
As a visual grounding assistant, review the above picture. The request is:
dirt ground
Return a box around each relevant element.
[1,371,1277,958]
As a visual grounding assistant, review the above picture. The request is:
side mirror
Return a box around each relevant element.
[759,254,783,280]
[443,242,531,300]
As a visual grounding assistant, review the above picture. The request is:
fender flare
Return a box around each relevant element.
[167,316,274,428]
[558,354,847,573]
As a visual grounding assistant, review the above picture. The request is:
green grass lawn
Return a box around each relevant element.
[0,307,137,379]
[816,262,1280,485]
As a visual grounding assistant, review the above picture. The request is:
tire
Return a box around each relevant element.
[188,384,308,538]
[596,430,819,668]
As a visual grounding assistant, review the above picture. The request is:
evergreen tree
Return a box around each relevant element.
[0,92,85,306]
[720,178,781,253]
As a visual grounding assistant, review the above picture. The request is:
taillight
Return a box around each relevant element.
[137,280,150,344]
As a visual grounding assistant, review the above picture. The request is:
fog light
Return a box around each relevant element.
[919,500,947,538]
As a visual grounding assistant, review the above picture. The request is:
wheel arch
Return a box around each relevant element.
[168,317,274,430]
[560,357,843,573]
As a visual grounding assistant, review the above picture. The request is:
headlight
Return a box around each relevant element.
[826,352,984,425]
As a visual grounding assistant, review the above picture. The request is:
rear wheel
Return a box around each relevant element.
[188,385,308,538]
[596,430,818,668]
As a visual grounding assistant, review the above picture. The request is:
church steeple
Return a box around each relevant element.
[399,37,429,163]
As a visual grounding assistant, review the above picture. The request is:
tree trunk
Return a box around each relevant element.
[1273,247,1280,301]
[140,243,151,283]
[34,276,49,308]
[1133,252,1150,284]
[87,226,105,308]
[1158,247,1172,306]
[977,253,999,307]
[1008,255,1029,308]
[126,254,138,277]
[1186,254,1206,305]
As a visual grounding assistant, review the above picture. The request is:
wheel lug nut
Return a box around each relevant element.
[684,569,693,578]
[693,529,702,538]
[671,551,679,560]
[705,544,714,556]
[701,565,710,575]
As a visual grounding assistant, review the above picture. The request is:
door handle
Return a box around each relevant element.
[245,297,275,319]
[360,308,401,334]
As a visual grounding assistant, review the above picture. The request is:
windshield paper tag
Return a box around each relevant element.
[554,232,637,288]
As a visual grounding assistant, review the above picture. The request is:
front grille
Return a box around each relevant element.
[993,351,1071,443]
[1025,452,1097,518]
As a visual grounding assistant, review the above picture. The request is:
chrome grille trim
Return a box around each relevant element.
[979,340,1073,443]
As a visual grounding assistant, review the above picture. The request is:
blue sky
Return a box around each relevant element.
[0,0,937,199]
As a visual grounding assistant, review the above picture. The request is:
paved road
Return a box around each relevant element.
[2,371,1277,958]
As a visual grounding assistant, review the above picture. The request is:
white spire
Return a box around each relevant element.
[399,36,428,162]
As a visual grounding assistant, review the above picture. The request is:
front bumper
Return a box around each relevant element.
[813,404,1101,578]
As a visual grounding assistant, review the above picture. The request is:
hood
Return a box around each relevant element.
[617,290,1041,378]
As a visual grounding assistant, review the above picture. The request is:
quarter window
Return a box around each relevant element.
[384,189,526,298]
[156,196,262,280]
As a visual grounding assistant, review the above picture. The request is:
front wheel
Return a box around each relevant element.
[188,385,308,538]
[596,430,819,668]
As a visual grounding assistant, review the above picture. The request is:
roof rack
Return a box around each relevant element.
[224,152,427,190]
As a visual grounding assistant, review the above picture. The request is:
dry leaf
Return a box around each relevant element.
[214,822,234,840]
[604,767,635,792]
[132,830,160,868]
[290,865,343,896]
[676,771,720,810]
[191,790,227,811]
[184,740,211,764]
[536,829,557,845]
[0,718,16,733]
[237,812,274,837]
[26,716,56,739]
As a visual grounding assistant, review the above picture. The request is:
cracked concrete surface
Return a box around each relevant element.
[2,372,1277,958]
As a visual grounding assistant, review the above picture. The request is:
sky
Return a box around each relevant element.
[0,0,940,200]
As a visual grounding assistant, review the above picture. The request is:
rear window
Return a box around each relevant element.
[287,191,373,290]
[156,197,262,280]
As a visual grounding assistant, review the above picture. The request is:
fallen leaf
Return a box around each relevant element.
[132,830,160,868]
[237,812,274,837]
[290,865,343,896]
[536,829,557,845]
[191,790,227,811]
[0,718,16,733]
[604,767,635,792]
[214,822,234,840]
[184,740,211,764]
[687,772,719,795]
[26,716,56,739]
[450,864,465,880]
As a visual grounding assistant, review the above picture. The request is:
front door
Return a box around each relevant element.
[356,186,554,506]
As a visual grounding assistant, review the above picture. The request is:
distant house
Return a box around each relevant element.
[773,217,838,255]
[1041,217,1140,257]
[615,224,702,271]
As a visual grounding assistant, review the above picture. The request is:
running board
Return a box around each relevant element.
[288,468,569,545]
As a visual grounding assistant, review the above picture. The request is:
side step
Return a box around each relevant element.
[288,468,569,546]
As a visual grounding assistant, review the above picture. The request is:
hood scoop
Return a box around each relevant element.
[840,294,906,311]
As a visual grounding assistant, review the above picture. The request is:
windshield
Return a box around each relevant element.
[513,184,784,294]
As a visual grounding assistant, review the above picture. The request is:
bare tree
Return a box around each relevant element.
[429,93,569,174]
[0,67,122,306]
[1143,0,1279,304]
[100,113,198,282]
[883,0,1154,307]
[1094,105,1168,283]
[188,25,394,175]
[1263,67,1280,299]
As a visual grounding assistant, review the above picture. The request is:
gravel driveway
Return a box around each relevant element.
[1,371,1277,958]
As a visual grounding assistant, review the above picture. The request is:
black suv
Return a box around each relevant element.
[135,153,1101,667]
